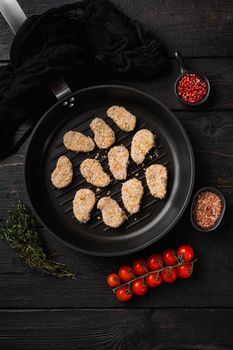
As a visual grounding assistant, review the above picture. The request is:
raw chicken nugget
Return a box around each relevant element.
[107,105,136,132]
[80,159,110,188]
[90,118,115,149]
[131,129,155,165]
[108,145,129,180]
[97,197,126,228]
[63,130,95,153]
[145,164,168,199]
[121,178,144,214]
[51,155,73,189]
[73,188,96,223]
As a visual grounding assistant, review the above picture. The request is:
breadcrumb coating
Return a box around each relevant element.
[73,189,96,223]
[90,118,115,149]
[121,178,144,214]
[108,145,129,180]
[145,164,168,199]
[51,155,73,189]
[97,196,126,228]
[131,129,155,165]
[63,130,95,153]
[107,105,136,132]
[80,159,110,188]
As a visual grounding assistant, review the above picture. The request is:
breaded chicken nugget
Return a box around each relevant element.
[63,130,95,153]
[73,188,96,223]
[90,118,115,149]
[107,105,136,132]
[51,155,73,189]
[97,197,126,228]
[145,164,168,199]
[121,178,144,214]
[80,159,110,188]
[108,145,129,180]
[131,129,155,165]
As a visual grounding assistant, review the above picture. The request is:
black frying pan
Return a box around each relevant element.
[25,84,195,256]
[1,1,194,256]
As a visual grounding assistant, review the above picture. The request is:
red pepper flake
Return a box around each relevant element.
[193,191,222,229]
[177,73,207,103]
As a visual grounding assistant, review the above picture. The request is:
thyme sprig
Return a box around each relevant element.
[0,201,76,279]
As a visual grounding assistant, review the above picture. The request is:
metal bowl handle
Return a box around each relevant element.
[174,51,187,74]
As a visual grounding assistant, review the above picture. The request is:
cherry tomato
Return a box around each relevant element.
[177,245,194,263]
[177,264,193,279]
[147,254,164,271]
[162,248,177,266]
[107,273,121,288]
[115,285,133,302]
[133,259,148,275]
[145,272,162,288]
[131,278,148,295]
[118,265,135,282]
[161,267,177,283]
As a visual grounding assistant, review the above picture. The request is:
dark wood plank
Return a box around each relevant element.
[0,222,233,308]
[1,58,233,111]
[1,0,233,59]
[0,308,232,349]
[113,0,233,57]
[111,57,233,111]
[0,1,232,347]
[0,114,233,309]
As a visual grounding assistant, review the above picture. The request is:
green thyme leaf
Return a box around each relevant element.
[0,201,76,279]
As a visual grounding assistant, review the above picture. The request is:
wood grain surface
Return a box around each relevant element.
[1,223,233,309]
[1,0,233,59]
[1,309,233,350]
[0,0,233,349]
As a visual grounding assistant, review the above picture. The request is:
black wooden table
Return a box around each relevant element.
[1,1,233,349]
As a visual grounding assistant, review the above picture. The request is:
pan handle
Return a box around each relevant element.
[49,77,74,105]
[0,0,74,159]
[0,0,73,103]
[0,0,27,34]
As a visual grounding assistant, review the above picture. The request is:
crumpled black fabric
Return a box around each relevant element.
[0,0,167,159]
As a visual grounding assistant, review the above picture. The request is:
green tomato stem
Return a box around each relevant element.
[112,258,198,293]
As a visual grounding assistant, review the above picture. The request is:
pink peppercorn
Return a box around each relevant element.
[177,73,207,104]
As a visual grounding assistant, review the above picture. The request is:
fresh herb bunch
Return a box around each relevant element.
[0,201,76,279]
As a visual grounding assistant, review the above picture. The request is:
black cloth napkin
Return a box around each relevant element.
[0,0,167,159]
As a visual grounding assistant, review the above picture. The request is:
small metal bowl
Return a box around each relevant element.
[190,187,226,232]
[174,52,210,106]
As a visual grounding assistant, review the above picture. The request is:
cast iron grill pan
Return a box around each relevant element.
[25,85,194,256]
